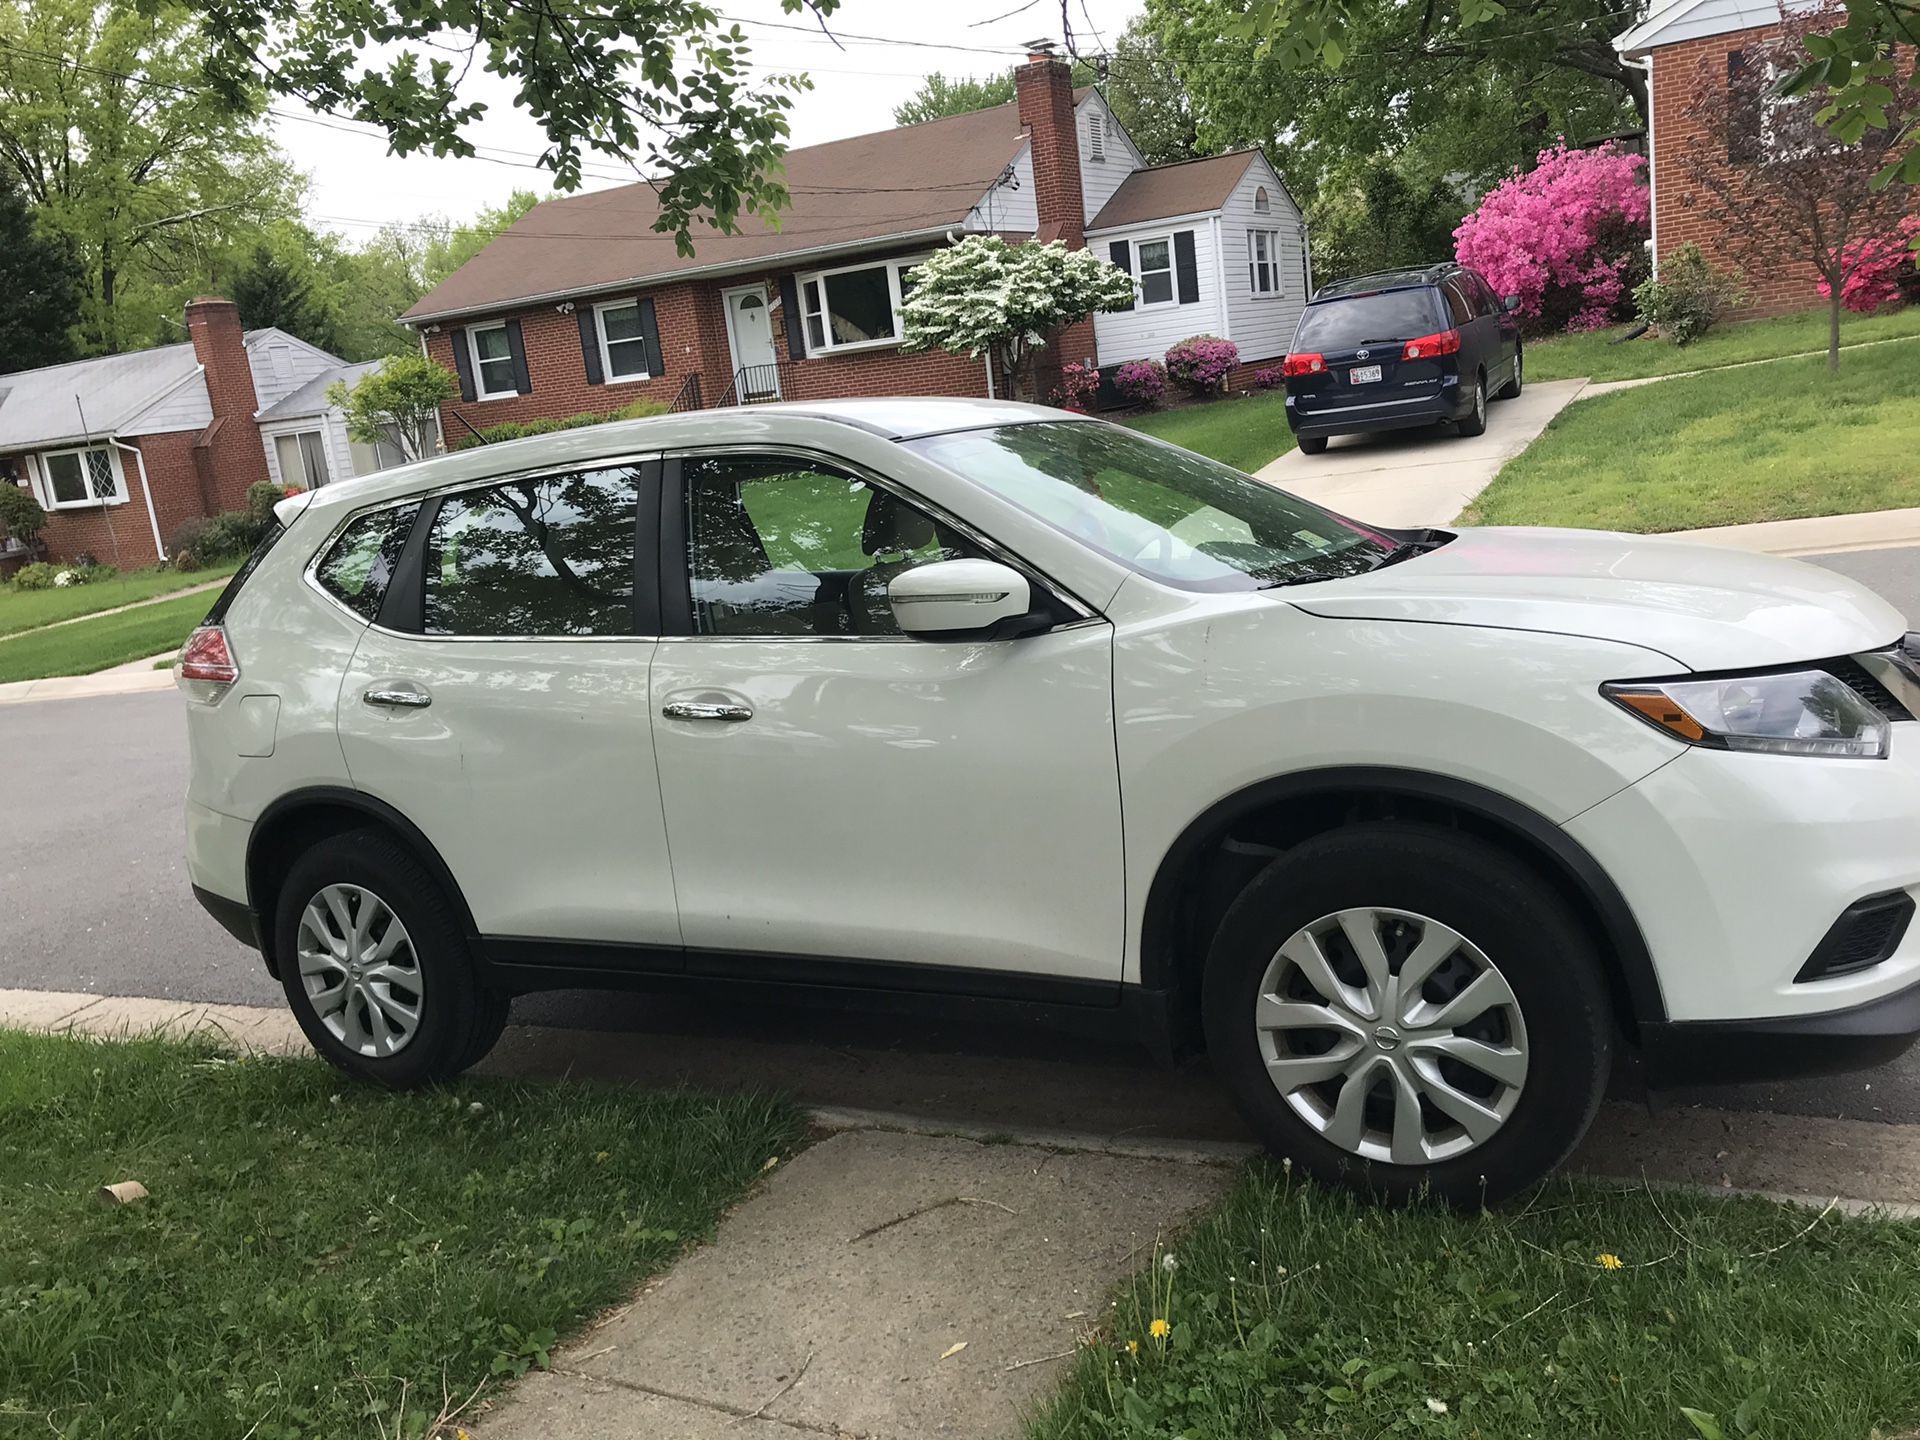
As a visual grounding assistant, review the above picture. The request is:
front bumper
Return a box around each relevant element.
[1639,971,1920,1085]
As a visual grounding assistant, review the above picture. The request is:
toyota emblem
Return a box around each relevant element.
[1356,348,1371,361]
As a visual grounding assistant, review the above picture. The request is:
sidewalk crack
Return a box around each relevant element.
[548,1365,849,1435]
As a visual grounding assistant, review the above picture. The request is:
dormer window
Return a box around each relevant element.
[1088,111,1106,162]
[1253,186,1271,215]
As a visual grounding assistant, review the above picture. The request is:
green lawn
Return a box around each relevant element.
[0,561,238,638]
[1121,389,1295,474]
[1462,351,1920,533]
[0,1030,800,1440]
[0,589,225,684]
[1031,1162,1920,1440]
[1526,304,1920,383]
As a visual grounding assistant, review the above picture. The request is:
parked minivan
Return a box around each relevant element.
[1282,263,1523,454]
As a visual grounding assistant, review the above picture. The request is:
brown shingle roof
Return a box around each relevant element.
[1087,151,1260,232]
[402,101,1042,323]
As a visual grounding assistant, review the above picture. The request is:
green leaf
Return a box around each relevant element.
[1681,1408,1728,1440]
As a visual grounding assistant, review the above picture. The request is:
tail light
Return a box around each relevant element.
[1402,329,1461,360]
[1281,352,1327,377]
[178,624,239,702]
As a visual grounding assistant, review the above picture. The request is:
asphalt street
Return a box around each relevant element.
[3,544,1917,1126]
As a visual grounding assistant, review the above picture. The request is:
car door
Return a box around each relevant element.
[1477,272,1521,386]
[647,449,1126,988]
[335,458,682,951]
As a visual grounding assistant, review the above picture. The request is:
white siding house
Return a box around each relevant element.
[256,359,405,491]
[1075,90,1146,226]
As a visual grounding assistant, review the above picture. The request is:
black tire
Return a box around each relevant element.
[1455,374,1488,436]
[1296,435,1329,455]
[1495,346,1523,400]
[1201,822,1611,1207]
[275,828,505,1088]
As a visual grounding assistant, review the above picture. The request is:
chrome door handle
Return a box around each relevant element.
[661,700,753,723]
[363,683,432,709]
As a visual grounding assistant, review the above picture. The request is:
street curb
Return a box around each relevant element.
[0,655,178,706]
[1661,506,1920,558]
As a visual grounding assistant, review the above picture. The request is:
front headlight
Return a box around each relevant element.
[1602,669,1889,759]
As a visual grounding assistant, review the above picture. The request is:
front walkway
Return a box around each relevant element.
[1255,379,1589,527]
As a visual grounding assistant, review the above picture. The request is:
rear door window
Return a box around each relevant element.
[1441,280,1474,327]
[1293,290,1443,349]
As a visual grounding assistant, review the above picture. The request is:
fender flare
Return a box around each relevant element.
[1137,766,1667,1027]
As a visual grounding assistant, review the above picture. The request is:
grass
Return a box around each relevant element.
[0,589,224,684]
[1461,351,1920,533]
[1525,304,1920,383]
[0,561,239,638]
[1121,388,1295,474]
[1030,1162,1920,1440]
[0,1030,801,1440]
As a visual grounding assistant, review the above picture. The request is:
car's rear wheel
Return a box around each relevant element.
[1455,375,1489,437]
[1297,435,1329,455]
[1496,347,1523,400]
[275,828,507,1087]
[1201,822,1611,1206]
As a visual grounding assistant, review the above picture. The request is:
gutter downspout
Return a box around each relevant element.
[1634,54,1658,277]
[1211,213,1232,342]
[108,436,166,561]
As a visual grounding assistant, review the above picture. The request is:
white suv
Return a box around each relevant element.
[181,398,1920,1203]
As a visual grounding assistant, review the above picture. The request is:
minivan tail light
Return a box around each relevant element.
[1282,352,1327,377]
[1402,329,1462,360]
[178,624,239,698]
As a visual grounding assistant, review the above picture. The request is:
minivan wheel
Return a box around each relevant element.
[1455,376,1488,437]
[1297,435,1329,455]
[1496,347,1523,400]
[1201,822,1611,1206]
[275,828,507,1088]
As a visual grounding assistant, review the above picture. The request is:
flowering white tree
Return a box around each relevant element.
[900,236,1137,402]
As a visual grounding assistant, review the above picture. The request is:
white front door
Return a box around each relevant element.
[647,451,1125,986]
[722,286,781,399]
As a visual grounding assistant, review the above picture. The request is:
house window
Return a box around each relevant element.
[274,430,331,489]
[1253,186,1271,215]
[41,446,122,508]
[1134,237,1175,307]
[595,300,652,379]
[1248,229,1282,295]
[798,258,921,354]
[467,323,517,399]
[1088,111,1106,162]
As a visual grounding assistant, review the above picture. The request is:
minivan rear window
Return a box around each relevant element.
[1293,290,1443,350]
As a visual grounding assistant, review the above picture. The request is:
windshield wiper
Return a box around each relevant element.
[1367,529,1451,571]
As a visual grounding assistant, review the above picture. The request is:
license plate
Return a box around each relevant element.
[1350,364,1382,384]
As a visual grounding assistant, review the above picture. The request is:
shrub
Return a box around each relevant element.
[1113,359,1167,407]
[1252,366,1285,390]
[12,561,56,590]
[1052,362,1100,411]
[1632,243,1746,345]
[1817,215,1920,314]
[245,480,287,531]
[1453,140,1650,334]
[459,399,668,449]
[1164,335,1240,395]
[168,516,212,563]
[0,482,46,551]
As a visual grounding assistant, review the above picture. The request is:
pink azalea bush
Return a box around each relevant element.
[1453,141,1650,333]
[1113,358,1167,406]
[1053,361,1100,411]
[1817,215,1920,314]
[1163,335,1240,395]
[1252,366,1284,390]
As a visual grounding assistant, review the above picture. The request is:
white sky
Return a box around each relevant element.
[273,0,1144,241]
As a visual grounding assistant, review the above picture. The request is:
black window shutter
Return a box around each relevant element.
[778,275,806,359]
[503,318,532,394]
[577,308,604,385]
[1174,230,1200,305]
[1727,50,1761,165]
[449,326,477,402]
[636,297,664,376]
[1108,240,1134,312]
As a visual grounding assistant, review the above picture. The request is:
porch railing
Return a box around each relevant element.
[668,372,704,413]
[715,363,783,408]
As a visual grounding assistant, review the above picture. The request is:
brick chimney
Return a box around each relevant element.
[184,296,271,512]
[1014,46,1086,251]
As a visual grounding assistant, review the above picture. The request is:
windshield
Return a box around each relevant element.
[1293,290,1442,349]
[903,421,1390,591]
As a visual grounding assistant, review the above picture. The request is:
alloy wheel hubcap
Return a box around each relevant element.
[1254,907,1528,1166]
[296,884,424,1058]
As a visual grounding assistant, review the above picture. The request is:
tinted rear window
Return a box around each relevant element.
[202,523,288,625]
[316,504,420,621]
[1293,290,1443,349]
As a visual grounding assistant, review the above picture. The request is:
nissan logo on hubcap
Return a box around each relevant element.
[1373,1025,1402,1052]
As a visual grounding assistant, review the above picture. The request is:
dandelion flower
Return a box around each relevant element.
[1595,1252,1625,1271]
[593,1150,611,1164]
[1125,1339,1138,1355]
[1149,1318,1170,1340]
[1160,1253,1179,1273]
[1425,1398,1448,1415]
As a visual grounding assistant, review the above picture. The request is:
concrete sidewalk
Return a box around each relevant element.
[0,651,176,706]
[1255,379,1588,528]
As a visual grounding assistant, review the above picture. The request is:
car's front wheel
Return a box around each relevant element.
[1202,822,1611,1206]
[275,829,508,1087]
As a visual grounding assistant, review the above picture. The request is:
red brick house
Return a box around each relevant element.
[401,50,1310,428]
[0,298,364,568]
[1616,0,1887,312]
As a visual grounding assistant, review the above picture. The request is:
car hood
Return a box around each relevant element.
[1286,526,1906,670]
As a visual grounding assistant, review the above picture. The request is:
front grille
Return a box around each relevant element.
[1796,891,1916,983]
[1828,656,1912,723]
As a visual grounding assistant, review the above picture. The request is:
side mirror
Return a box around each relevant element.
[1501,294,1522,313]
[889,558,1034,640]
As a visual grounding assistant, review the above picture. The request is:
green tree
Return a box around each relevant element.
[327,351,459,463]
[419,190,546,288]
[1309,158,1468,283]
[893,71,1017,126]
[230,235,341,353]
[1100,22,1201,165]
[0,174,84,371]
[0,0,298,353]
